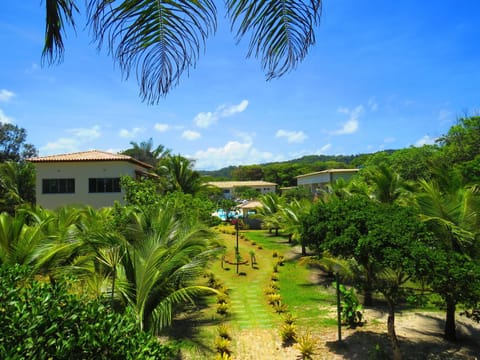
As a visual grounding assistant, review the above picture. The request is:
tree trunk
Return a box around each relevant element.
[275,228,279,236]
[363,267,374,306]
[301,243,306,256]
[387,300,402,360]
[444,297,457,341]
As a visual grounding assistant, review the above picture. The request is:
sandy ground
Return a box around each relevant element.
[229,310,480,359]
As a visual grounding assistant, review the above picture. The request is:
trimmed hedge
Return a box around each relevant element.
[0,265,178,359]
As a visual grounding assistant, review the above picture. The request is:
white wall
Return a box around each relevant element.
[35,161,138,209]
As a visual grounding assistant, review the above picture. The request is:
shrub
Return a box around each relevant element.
[283,312,296,325]
[294,330,317,359]
[279,323,297,345]
[271,273,279,281]
[272,251,278,258]
[0,265,178,360]
[217,292,229,304]
[214,337,232,356]
[216,324,231,340]
[264,285,277,295]
[266,293,282,305]
[216,302,229,315]
[273,301,289,314]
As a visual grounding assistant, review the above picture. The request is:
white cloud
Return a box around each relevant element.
[0,109,13,124]
[383,137,395,144]
[193,138,273,170]
[194,111,216,128]
[119,127,145,138]
[275,129,307,143]
[331,105,363,135]
[0,89,15,102]
[368,97,378,111]
[219,99,249,117]
[154,123,170,132]
[315,143,332,154]
[438,109,452,124]
[193,99,249,128]
[67,125,101,140]
[40,125,102,155]
[182,130,201,140]
[415,135,436,147]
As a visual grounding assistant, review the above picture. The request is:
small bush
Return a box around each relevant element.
[264,285,277,295]
[214,352,233,360]
[214,337,232,356]
[216,302,229,315]
[273,301,289,314]
[272,251,278,258]
[271,273,279,281]
[0,265,178,360]
[279,323,297,345]
[266,293,281,305]
[295,330,317,359]
[217,292,229,304]
[283,312,296,325]
[216,324,231,340]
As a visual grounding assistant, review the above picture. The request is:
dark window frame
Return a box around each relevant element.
[42,178,75,194]
[89,178,121,193]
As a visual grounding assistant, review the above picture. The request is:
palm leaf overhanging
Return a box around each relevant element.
[43,0,79,64]
[42,0,323,103]
[226,0,322,80]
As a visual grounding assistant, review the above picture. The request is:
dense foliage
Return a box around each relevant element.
[0,265,178,359]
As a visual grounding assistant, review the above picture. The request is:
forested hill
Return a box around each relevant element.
[199,152,396,187]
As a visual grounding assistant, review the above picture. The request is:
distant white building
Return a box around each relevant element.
[28,150,152,209]
[295,169,359,194]
[207,180,277,199]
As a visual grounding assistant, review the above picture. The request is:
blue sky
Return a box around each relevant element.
[1,1,480,170]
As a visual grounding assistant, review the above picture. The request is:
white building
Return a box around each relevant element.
[207,180,277,199]
[28,150,152,209]
[295,169,359,194]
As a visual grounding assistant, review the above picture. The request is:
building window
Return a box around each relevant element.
[89,178,121,193]
[42,179,75,194]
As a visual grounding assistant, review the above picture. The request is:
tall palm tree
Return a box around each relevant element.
[415,180,480,341]
[256,193,285,236]
[159,155,204,195]
[42,1,323,103]
[121,138,170,167]
[280,198,312,253]
[364,164,414,205]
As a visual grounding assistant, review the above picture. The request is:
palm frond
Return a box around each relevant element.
[87,0,217,103]
[226,0,322,79]
[42,0,79,64]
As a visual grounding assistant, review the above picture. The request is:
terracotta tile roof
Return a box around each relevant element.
[28,150,152,169]
[207,180,277,188]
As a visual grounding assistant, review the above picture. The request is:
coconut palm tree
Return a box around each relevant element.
[158,154,204,195]
[116,205,222,333]
[415,180,480,341]
[42,0,323,103]
[255,193,285,236]
[121,138,170,167]
[280,198,312,254]
[364,164,414,205]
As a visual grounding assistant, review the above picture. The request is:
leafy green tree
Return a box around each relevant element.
[233,185,261,200]
[301,196,433,360]
[280,198,312,253]
[232,165,265,181]
[121,138,170,167]
[437,116,480,184]
[42,0,322,103]
[363,164,414,205]
[0,123,37,162]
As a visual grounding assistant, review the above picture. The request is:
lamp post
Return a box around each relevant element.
[235,215,239,274]
[333,266,342,343]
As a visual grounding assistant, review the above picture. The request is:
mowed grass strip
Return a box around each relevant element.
[212,229,280,330]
